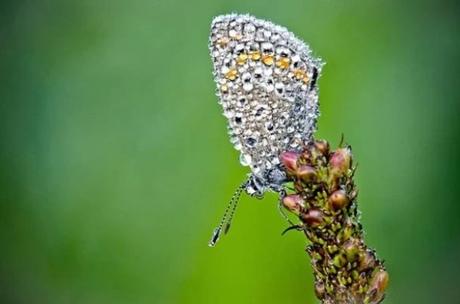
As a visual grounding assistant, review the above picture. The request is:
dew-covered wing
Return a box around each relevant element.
[209,14,322,178]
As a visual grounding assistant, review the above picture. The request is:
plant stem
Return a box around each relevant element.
[280,139,389,304]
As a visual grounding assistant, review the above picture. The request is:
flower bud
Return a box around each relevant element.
[282,194,304,215]
[300,208,324,227]
[314,281,326,299]
[329,147,352,176]
[332,253,347,268]
[366,270,389,303]
[279,151,300,173]
[314,139,329,155]
[329,190,350,210]
[343,239,360,262]
[358,250,377,271]
[297,165,316,182]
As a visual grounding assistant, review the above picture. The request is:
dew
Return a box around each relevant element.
[246,137,257,147]
[243,83,254,91]
[239,153,252,166]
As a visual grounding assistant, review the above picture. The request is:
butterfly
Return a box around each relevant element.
[208,14,323,246]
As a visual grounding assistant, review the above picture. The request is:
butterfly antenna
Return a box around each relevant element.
[208,179,248,247]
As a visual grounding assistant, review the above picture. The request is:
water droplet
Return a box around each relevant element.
[240,153,252,166]
[224,110,234,118]
[244,23,255,34]
[246,137,257,147]
[243,83,253,91]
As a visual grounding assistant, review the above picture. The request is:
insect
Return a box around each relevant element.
[208,14,323,246]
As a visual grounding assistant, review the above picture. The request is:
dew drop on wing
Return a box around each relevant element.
[239,153,252,166]
[246,137,256,147]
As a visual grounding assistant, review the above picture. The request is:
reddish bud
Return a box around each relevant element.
[314,139,330,155]
[282,194,304,215]
[358,250,377,271]
[366,270,389,303]
[300,208,324,227]
[329,147,352,176]
[314,281,326,299]
[297,165,316,182]
[280,151,300,173]
[329,190,350,210]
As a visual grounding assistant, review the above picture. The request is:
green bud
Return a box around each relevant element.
[332,253,347,268]
[341,225,353,242]
[351,270,359,281]
[343,239,360,262]
[327,244,339,254]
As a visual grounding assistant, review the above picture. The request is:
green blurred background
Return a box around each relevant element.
[1,0,459,303]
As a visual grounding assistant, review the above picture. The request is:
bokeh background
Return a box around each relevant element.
[1,0,459,303]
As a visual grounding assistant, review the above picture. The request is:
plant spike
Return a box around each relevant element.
[280,139,389,304]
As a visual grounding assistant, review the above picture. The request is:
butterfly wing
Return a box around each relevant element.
[209,14,322,179]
